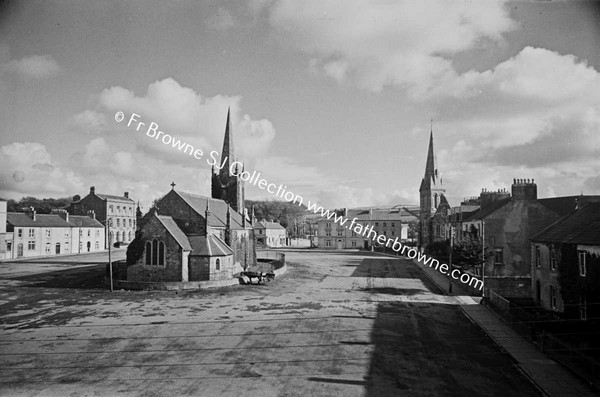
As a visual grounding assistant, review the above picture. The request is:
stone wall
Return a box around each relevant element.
[486,276,532,298]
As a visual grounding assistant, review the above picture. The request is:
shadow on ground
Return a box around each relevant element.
[9,265,106,289]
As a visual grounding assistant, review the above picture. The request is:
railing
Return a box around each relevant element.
[486,289,599,389]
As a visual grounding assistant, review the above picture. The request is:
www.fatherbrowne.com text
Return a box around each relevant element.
[116,110,483,291]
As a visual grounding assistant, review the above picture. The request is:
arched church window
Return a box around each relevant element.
[152,239,158,265]
[216,258,220,271]
[145,241,151,265]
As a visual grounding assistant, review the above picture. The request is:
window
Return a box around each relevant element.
[96,229,100,237]
[18,228,23,238]
[578,251,586,277]
[391,230,395,236]
[351,241,356,247]
[579,298,587,320]
[109,205,113,214]
[326,230,331,236]
[550,285,557,310]
[128,231,132,241]
[375,222,379,227]
[383,222,387,227]
[28,241,35,250]
[325,240,331,247]
[28,229,34,238]
[550,248,557,271]
[45,243,51,254]
[383,231,387,236]
[87,230,90,237]
[79,229,83,237]
[351,231,357,237]
[489,236,495,246]
[45,229,51,238]
[337,229,343,236]
[129,219,132,228]
[117,218,120,227]
[64,230,69,237]
[494,249,503,265]
[216,258,221,271]
[145,239,165,266]
[535,247,541,268]
[95,241,99,250]
[117,206,120,214]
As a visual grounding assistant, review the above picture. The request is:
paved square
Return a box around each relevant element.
[0,250,541,396]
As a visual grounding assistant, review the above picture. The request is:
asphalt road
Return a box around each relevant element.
[0,249,541,396]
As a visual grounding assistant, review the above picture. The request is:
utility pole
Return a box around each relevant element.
[448,226,454,294]
[108,218,113,292]
[481,219,485,298]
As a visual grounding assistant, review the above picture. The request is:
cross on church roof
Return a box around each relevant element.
[170,182,176,190]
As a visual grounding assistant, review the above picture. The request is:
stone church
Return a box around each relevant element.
[126,109,256,283]
[419,127,446,249]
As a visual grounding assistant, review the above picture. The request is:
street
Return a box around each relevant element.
[0,250,541,396]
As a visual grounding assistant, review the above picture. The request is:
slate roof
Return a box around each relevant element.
[462,198,511,222]
[253,221,285,230]
[156,215,192,251]
[531,202,600,245]
[175,190,248,230]
[7,213,72,228]
[94,193,134,203]
[68,215,104,228]
[342,207,419,223]
[538,195,600,218]
[188,234,233,256]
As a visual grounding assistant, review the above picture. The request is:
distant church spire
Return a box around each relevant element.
[424,122,438,185]
[211,107,245,214]
[219,107,234,178]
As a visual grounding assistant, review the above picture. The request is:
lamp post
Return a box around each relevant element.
[448,226,454,294]
[107,218,113,292]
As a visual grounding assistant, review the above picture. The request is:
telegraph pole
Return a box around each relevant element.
[448,226,454,294]
[108,218,113,292]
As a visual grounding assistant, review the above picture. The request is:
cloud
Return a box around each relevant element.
[206,7,236,30]
[97,78,276,162]
[67,110,107,134]
[3,54,60,79]
[0,142,82,197]
[262,0,515,94]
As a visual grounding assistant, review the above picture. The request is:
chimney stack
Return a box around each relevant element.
[511,178,537,201]
[25,206,36,221]
[90,186,95,194]
[124,192,129,199]
[87,210,96,220]
[53,208,69,222]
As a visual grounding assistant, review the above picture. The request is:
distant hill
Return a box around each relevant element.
[0,196,73,214]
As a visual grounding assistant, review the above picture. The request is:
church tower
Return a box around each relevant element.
[419,125,445,248]
[211,108,245,214]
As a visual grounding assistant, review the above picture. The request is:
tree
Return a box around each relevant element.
[452,234,493,272]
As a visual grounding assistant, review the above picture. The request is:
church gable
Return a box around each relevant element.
[155,189,206,235]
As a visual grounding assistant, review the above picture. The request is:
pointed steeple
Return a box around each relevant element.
[424,126,437,184]
[219,107,234,178]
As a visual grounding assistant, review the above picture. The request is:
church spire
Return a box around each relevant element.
[424,123,438,185]
[219,107,234,178]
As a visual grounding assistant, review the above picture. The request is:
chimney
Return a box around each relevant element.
[511,178,537,201]
[124,192,129,199]
[73,194,80,202]
[54,209,69,222]
[87,210,96,220]
[26,206,36,221]
[90,186,95,194]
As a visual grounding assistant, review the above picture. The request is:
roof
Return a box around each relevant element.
[318,207,419,223]
[462,198,511,222]
[67,215,104,228]
[156,215,192,251]
[538,195,600,218]
[7,213,72,228]
[95,193,134,203]
[253,220,285,230]
[189,234,234,256]
[531,202,600,245]
[175,190,248,230]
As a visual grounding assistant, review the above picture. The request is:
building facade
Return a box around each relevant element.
[69,187,136,247]
[531,202,600,319]
[317,207,418,249]
[253,220,287,247]
[5,207,104,259]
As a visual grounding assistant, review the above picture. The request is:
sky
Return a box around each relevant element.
[0,0,599,211]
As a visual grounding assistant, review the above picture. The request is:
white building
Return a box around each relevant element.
[253,220,287,248]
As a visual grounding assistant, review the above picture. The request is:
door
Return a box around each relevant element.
[363,240,369,250]
[55,243,61,254]
[336,240,343,249]
[17,243,23,257]
[87,241,91,252]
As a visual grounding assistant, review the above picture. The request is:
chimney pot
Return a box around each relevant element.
[124,192,129,199]
[90,186,95,194]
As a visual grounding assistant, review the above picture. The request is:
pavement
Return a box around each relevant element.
[0,249,547,396]
[412,255,598,397]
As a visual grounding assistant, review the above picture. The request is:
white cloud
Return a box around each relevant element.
[263,0,515,94]
[3,54,60,79]
[67,110,107,134]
